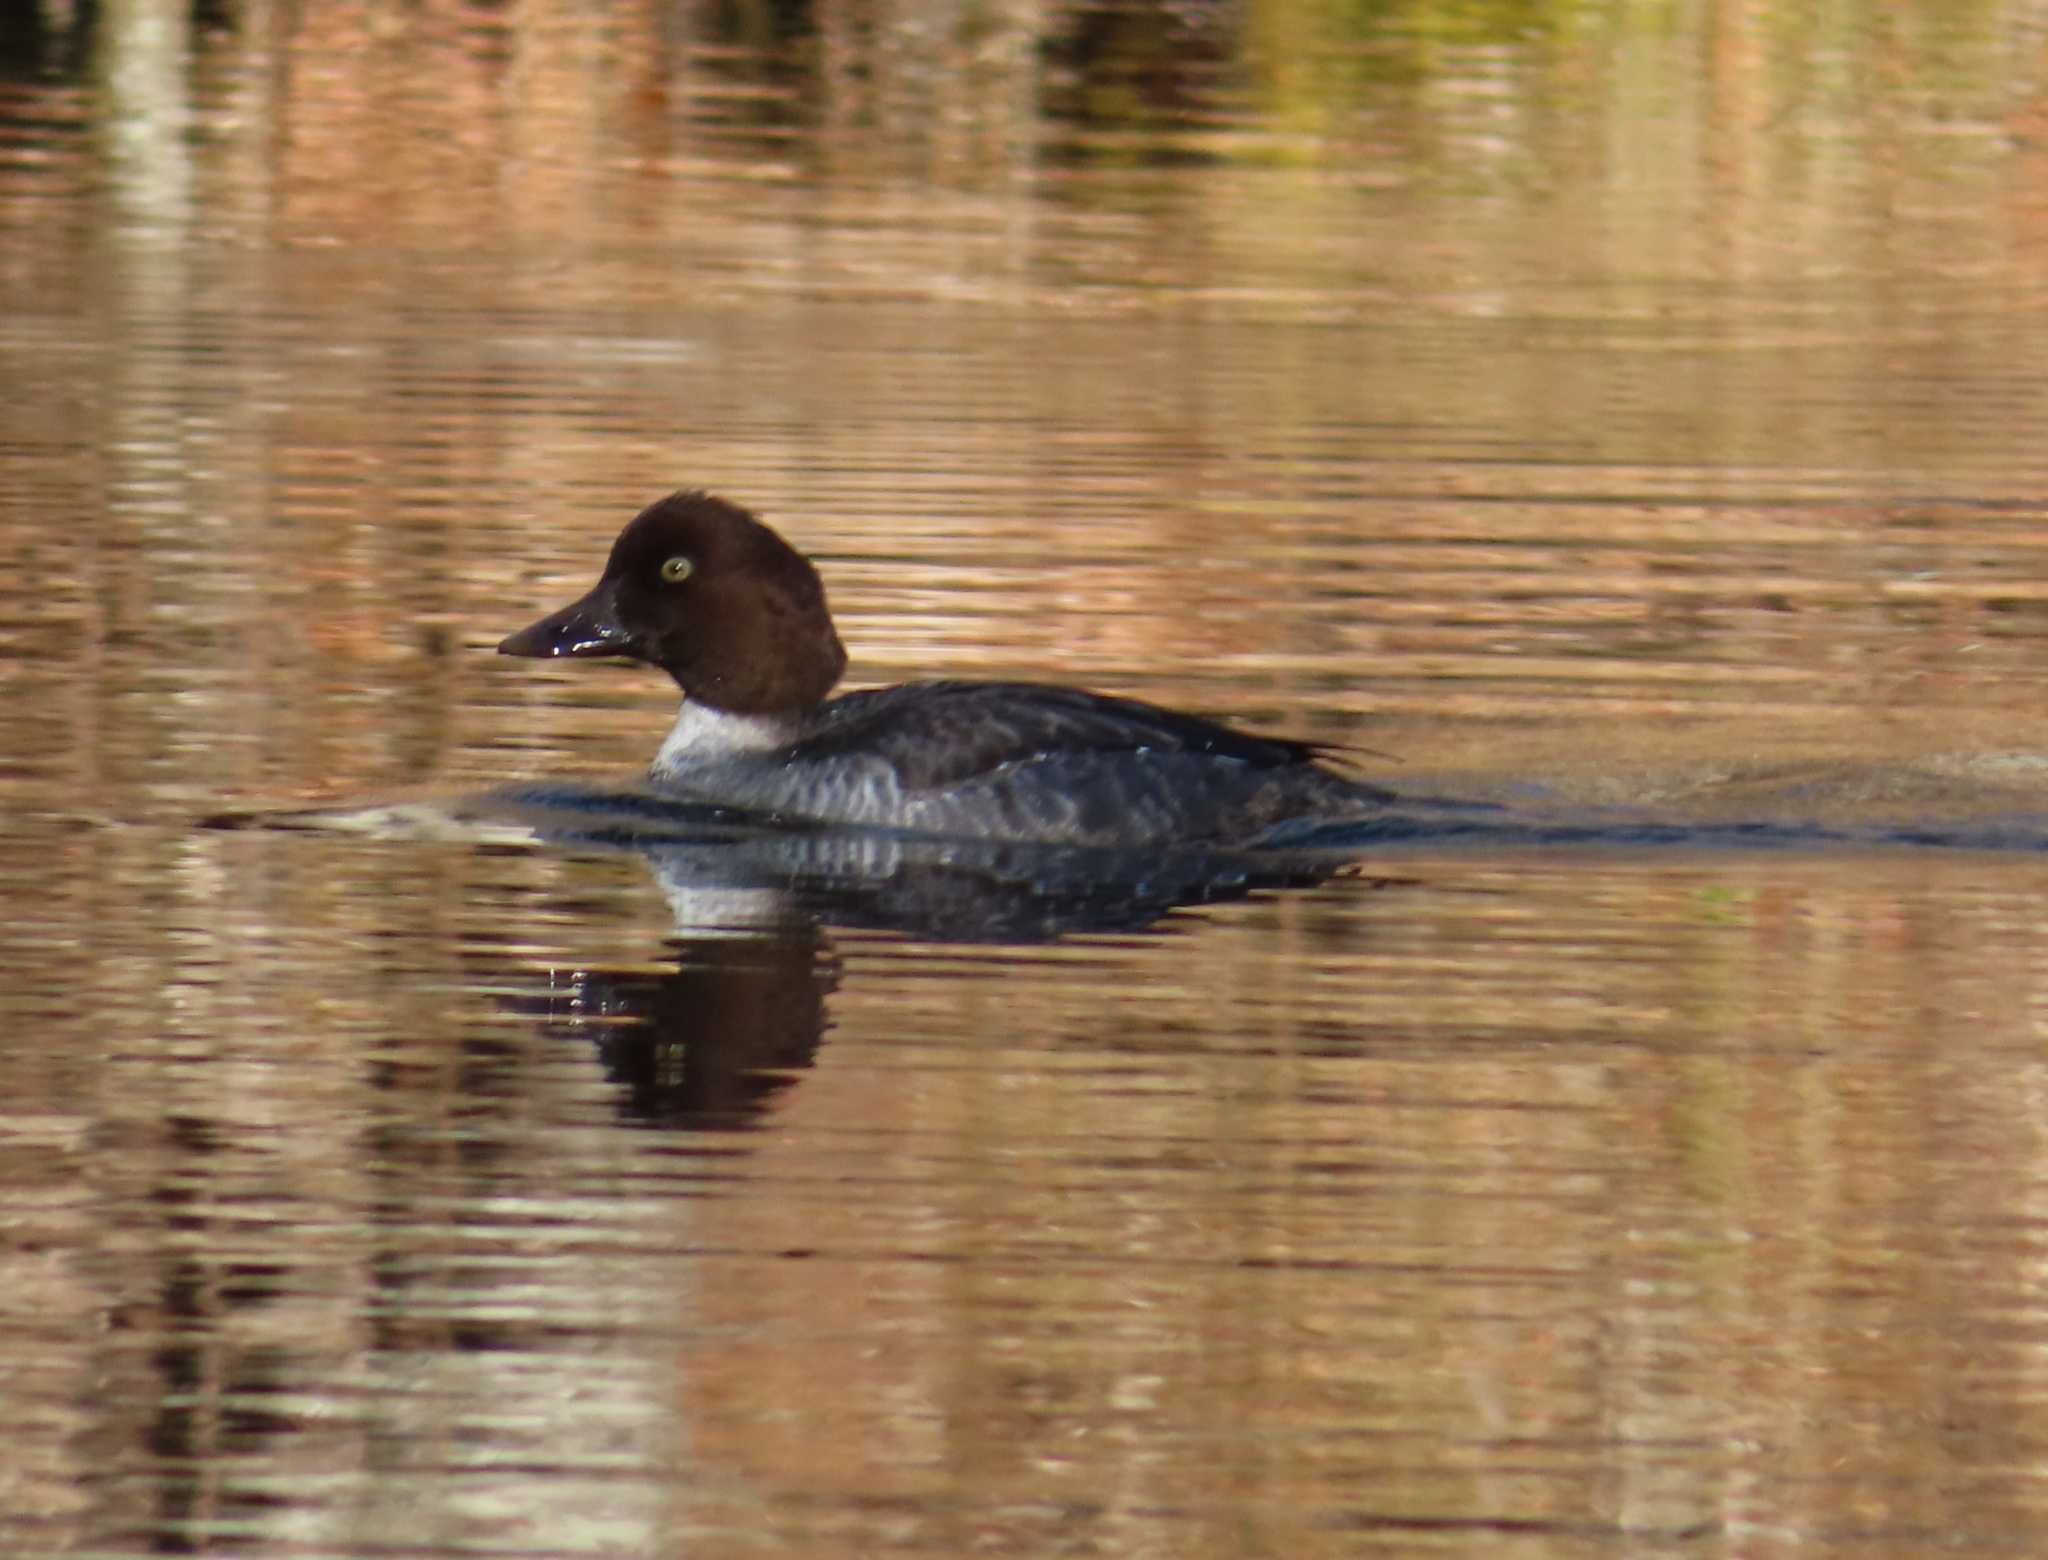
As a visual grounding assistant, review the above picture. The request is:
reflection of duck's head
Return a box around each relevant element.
[498,490,847,713]
[501,489,1397,848]
[518,920,837,1131]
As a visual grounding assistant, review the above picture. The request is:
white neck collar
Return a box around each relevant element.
[653,700,797,776]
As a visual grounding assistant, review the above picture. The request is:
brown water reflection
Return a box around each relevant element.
[11,0,2048,1554]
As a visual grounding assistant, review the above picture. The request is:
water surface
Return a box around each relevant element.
[8,1,2048,1554]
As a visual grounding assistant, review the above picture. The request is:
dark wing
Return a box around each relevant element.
[797,681,1329,792]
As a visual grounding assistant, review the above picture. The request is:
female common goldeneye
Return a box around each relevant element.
[498,491,1393,847]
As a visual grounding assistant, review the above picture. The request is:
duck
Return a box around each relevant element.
[498,490,1393,847]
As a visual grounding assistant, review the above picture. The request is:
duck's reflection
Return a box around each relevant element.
[491,783,1382,1130]
[510,924,837,1129]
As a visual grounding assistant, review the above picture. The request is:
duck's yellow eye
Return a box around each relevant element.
[660,555,694,584]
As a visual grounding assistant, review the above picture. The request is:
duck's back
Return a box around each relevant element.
[763,681,1389,846]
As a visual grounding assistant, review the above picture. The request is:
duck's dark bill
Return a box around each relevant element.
[498,584,638,659]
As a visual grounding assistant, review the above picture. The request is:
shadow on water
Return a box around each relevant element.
[207,774,2048,942]
[206,777,2048,1136]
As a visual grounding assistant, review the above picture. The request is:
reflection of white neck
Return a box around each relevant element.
[654,700,797,778]
[649,852,797,934]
